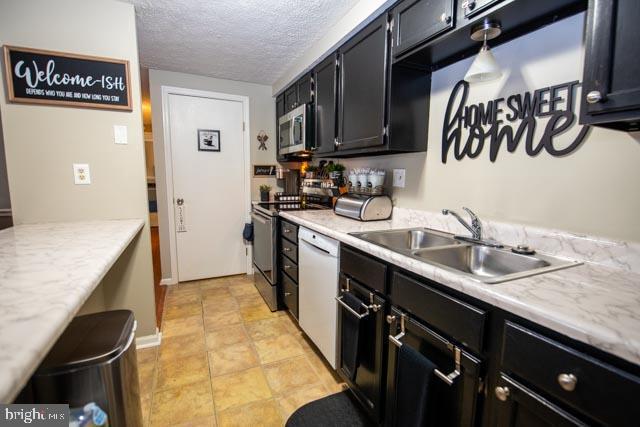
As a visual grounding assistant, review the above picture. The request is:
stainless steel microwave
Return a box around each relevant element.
[278,103,314,155]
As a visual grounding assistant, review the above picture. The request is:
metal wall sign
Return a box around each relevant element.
[442,80,589,163]
[3,45,131,111]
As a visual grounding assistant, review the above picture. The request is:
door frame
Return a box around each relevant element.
[160,85,252,283]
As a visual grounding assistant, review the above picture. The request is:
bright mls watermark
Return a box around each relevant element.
[0,405,68,426]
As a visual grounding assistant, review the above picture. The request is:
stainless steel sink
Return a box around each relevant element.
[353,228,459,251]
[350,228,581,284]
[413,245,579,283]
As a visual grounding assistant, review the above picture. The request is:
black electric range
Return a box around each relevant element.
[250,201,330,311]
[253,201,331,217]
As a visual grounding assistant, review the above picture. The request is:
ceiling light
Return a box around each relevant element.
[464,20,502,83]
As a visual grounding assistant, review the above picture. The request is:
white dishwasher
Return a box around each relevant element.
[298,227,340,368]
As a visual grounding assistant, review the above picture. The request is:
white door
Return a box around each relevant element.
[168,93,247,282]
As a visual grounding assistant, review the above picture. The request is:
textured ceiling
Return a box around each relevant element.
[125,0,360,85]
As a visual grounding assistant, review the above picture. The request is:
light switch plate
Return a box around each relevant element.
[73,163,91,185]
[113,125,128,144]
[393,169,406,188]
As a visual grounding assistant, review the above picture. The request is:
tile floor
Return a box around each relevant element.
[136,274,346,427]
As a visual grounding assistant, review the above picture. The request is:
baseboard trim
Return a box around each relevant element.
[160,278,177,286]
[136,329,162,349]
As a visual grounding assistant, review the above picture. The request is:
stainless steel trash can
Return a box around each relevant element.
[28,310,143,427]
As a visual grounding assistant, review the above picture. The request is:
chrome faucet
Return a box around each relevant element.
[442,207,482,240]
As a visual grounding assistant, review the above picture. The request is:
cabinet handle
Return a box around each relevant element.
[557,373,577,392]
[284,264,292,270]
[440,13,451,24]
[284,228,292,233]
[462,0,476,10]
[495,386,510,402]
[586,90,603,104]
[283,247,291,252]
[284,292,292,297]
[334,139,342,147]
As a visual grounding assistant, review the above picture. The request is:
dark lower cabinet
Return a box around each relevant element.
[494,375,587,427]
[313,53,338,155]
[580,0,640,131]
[279,219,299,318]
[337,13,390,152]
[336,243,640,427]
[336,273,387,423]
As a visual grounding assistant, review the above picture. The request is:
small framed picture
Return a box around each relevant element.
[198,129,220,152]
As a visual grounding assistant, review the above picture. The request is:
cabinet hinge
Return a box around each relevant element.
[383,125,389,136]
[387,18,394,32]
[335,58,339,67]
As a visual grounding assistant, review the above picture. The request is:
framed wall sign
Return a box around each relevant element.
[198,129,220,152]
[3,45,132,111]
[253,165,276,177]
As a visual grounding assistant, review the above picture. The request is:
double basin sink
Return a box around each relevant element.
[351,228,580,284]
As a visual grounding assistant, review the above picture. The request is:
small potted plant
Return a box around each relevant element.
[259,184,271,202]
[305,165,318,179]
[327,162,346,180]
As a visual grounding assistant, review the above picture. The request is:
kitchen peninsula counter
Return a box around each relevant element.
[0,219,145,403]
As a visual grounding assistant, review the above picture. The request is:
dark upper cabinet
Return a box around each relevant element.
[276,94,285,119]
[284,85,298,112]
[314,53,338,155]
[580,0,640,131]
[296,74,313,106]
[391,0,455,58]
[337,13,390,152]
[459,0,504,20]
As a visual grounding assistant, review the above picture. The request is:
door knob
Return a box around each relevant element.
[495,386,510,402]
[557,373,577,392]
[176,198,184,206]
[586,90,603,104]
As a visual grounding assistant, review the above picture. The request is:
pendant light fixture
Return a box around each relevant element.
[464,20,503,83]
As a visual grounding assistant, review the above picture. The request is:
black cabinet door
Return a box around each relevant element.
[385,307,484,427]
[276,94,285,160]
[338,13,389,151]
[580,0,640,130]
[494,375,587,427]
[314,53,338,155]
[391,0,455,58]
[284,85,298,112]
[297,74,313,105]
[336,275,387,422]
[276,94,285,119]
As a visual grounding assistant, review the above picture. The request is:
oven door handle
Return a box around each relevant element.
[251,212,270,225]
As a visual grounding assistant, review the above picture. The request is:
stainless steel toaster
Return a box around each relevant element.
[334,193,393,221]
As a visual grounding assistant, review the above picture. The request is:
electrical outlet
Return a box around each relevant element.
[73,163,91,185]
[113,125,128,144]
[393,169,406,188]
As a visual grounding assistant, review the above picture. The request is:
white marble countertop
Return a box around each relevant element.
[280,209,640,366]
[0,219,145,403]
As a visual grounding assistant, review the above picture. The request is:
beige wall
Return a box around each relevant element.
[0,0,157,335]
[148,69,278,280]
[272,0,393,94]
[330,13,640,243]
